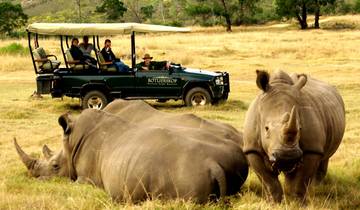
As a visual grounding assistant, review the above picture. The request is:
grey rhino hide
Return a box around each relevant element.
[243,70,345,203]
[15,100,248,203]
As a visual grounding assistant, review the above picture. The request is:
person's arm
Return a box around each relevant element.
[100,48,109,62]
[110,49,119,62]
[136,62,148,70]
[152,61,169,70]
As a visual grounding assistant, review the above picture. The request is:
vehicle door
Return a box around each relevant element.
[104,72,136,98]
[135,69,182,97]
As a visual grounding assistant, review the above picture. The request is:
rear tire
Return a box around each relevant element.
[82,90,108,110]
[185,87,211,107]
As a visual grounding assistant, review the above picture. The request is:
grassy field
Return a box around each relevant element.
[1,16,360,209]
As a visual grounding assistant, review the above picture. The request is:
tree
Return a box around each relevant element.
[0,2,28,35]
[219,0,232,31]
[313,0,336,29]
[275,0,335,30]
[96,0,127,21]
[236,0,261,25]
[275,0,309,29]
[185,0,233,31]
[186,0,260,31]
[75,0,82,22]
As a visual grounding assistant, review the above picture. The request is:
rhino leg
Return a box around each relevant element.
[247,153,283,203]
[284,154,322,203]
[315,158,329,184]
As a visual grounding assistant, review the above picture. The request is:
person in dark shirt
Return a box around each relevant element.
[70,37,96,67]
[136,53,170,71]
[100,39,129,72]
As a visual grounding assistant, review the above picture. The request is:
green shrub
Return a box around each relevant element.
[354,0,360,13]
[0,43,28,55]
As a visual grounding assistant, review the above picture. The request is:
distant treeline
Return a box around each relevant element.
[2,0,360,36]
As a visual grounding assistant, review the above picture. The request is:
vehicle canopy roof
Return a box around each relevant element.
[27,23,190,36]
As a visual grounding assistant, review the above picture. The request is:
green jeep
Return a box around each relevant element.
[28,23,230,109]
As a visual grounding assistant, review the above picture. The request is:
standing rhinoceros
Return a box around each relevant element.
[15,100,248,203]
[243,70,345,203]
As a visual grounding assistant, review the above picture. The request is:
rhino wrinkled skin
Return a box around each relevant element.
[243,70,345,203]
[15,100,248,203]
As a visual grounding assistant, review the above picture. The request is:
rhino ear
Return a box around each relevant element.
[256,70,270,92]
[293,74,307,90]
[58,112,74,135]
[42,145,54,160]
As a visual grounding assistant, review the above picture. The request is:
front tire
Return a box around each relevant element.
[184,87,211,106]
[82,90,108,110]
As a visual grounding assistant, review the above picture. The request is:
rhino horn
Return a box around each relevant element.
[14,138,36,170]
[285,106,298,134]
[42,145,54,160]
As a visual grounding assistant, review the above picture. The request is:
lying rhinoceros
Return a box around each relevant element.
[243,70,345,203]
[15,100,248,203]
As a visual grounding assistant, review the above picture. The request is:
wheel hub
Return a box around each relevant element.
[87,96,103,110]
[191,93,206,106]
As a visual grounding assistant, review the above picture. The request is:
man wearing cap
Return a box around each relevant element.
[136,53,170,71]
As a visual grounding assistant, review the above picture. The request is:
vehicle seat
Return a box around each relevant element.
[97,52,117,72]
[32,47,61,73]
[65,50,89,71]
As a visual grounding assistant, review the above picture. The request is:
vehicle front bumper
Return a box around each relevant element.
[211,72,230,100]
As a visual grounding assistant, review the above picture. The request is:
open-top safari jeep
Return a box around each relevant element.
[27,23,230,109]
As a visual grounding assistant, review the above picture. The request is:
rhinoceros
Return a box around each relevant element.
[243,70,345,203]
[15,100,248,203]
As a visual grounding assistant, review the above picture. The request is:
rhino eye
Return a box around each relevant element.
[265,126,269,131]
[52,164,60,170]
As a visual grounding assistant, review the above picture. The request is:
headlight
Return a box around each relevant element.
[215,76,224,85]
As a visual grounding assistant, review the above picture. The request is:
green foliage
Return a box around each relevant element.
[0,2,28,35]
[141,5,155,20]
[274,0,336,29]
[0,43,28,56]
[354,0,360,12]
[95,0,127,21]
[185,0,262,27]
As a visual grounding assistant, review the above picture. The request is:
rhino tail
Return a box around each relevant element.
[209,161,227,199]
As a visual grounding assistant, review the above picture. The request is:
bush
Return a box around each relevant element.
[354,0,360,13]
[0,43,28,56]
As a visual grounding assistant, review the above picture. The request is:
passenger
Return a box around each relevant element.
[70,37,97,67]
[136,53,170,71]
[100,39,129,72]
[79,36,94,57]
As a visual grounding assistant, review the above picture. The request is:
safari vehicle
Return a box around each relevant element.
[27,23,230,109]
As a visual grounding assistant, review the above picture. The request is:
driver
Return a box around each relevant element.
[136,53,170,71]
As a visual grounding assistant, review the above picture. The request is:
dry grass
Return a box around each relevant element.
[1,15,360,209]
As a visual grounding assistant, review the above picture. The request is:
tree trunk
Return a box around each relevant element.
[296,3,308,29]
[220,0,232,32]
[314,1,320,29]
[76,0,81,22]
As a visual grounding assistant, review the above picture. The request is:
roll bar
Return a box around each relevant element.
[27,31,38,74]
[27,31,139,73]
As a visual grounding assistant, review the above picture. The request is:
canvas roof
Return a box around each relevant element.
[27,23,190,36]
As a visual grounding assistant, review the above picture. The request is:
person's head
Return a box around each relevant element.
[143,54,153,66]
[104,39,111,48]
[71,37,79,46]
[82,36,89,44]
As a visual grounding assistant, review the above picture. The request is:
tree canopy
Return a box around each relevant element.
[0,2,28,35]
[275,0,336,29]
[96,0,127,21]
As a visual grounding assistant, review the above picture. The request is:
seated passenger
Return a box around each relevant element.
[69,37,97,67]
[136,54,170,71]
[100,39,129,72]
[79,36,94,57]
